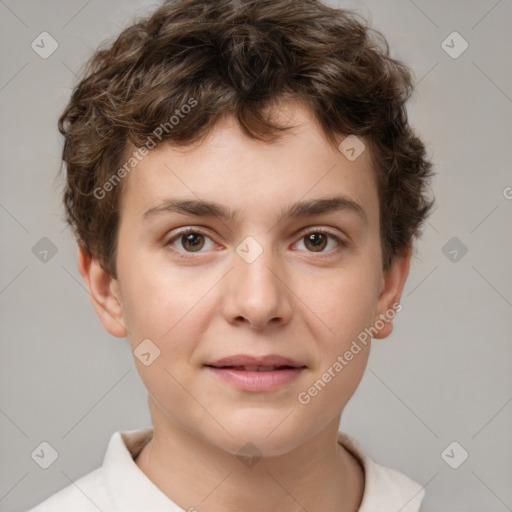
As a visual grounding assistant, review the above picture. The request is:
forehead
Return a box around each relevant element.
[119,101,379,227]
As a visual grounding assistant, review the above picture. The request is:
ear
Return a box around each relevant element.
[372,243,412,340]
[77,245,128,338]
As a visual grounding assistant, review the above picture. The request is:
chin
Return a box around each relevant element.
[218,433,305,459]
[208,409,310,458]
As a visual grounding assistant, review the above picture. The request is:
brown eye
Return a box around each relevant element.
[294,229,346,255]
[303,232,328,252]
[166,228,215,255]
[180,232,205,252]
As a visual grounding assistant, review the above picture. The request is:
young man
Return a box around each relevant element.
[29,0,434,510]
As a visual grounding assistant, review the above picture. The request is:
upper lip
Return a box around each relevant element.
[205,354,307,368]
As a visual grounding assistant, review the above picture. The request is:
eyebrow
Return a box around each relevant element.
[142,196,368,225]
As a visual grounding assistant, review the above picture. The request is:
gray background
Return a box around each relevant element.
[1,0,511,510]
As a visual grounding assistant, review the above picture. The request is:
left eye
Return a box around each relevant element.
[294,231,344,253]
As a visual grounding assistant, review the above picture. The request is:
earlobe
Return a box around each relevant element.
[372,243,412,340]
[77,246,128,338]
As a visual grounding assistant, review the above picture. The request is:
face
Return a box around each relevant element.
[84,100,410,457]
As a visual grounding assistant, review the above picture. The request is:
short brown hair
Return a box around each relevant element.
[59,0,434,277]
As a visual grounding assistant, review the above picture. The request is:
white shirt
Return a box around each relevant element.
[27,427,425,511]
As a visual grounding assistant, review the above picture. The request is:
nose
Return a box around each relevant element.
[221,244,293,331]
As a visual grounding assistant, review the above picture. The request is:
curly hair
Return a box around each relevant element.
[59,0,434,277]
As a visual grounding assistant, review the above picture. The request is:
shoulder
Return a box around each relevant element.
[337,431,425,512]
[26,467,113,512]
[26,428,154,512]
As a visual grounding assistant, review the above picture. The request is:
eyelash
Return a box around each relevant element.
[165,227,348,259]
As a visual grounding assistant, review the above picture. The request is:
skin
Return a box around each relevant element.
[78,99,411,512]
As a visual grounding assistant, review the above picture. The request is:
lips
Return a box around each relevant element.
[204,354,307,392]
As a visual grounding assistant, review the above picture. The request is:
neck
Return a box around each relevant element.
[135,397,364,512]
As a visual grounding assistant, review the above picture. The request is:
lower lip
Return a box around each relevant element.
[205,366,305,392]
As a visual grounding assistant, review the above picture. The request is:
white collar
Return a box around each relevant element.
[103,427,180,511]
[336,431,425,511]
[103,427,424,511]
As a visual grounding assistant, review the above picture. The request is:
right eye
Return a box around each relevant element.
[166,228,216,255]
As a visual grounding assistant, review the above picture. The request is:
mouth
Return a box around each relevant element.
[203,355,307,392]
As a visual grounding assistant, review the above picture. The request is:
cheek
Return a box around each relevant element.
[118,269,209,410]
[297,263,381,343]
[117,254,207,341]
